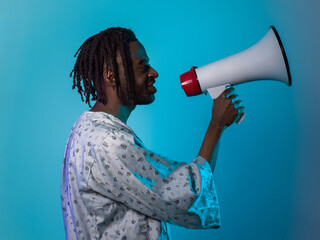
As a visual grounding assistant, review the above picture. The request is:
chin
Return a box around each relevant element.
[138,94,155,105]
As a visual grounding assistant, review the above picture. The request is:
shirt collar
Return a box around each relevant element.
[83,111,136,135]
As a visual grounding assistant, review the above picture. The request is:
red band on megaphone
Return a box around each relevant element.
[180,66,202,97]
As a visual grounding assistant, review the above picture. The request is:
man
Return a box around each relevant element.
[61,27,243,240]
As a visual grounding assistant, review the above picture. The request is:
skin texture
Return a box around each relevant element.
[89,41,243,170]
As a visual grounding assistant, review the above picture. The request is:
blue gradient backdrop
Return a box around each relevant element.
[1,0,319,239]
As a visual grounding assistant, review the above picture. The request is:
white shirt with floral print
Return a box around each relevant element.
[60,111,221,240]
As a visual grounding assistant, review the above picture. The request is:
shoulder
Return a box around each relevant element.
[79,111,140,149]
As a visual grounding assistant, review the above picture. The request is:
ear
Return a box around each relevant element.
[103,69,116,87]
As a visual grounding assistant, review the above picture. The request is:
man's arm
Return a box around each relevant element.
[198,123,223,172]
[198,87,241,172]
[89,129,221,229]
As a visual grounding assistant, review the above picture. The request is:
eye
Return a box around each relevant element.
[140,64,149,73]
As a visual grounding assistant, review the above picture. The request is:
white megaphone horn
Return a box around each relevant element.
[180,25,292,123]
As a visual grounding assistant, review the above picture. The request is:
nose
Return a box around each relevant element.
[148,66,159,79]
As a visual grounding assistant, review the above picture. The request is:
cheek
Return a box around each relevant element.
[135,74,148,88]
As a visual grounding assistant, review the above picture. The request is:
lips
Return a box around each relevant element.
[146,80,157,93]
[147,80,156,87]
[148,85,157,93]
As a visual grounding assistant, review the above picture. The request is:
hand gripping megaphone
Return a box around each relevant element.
[180,25,292,124]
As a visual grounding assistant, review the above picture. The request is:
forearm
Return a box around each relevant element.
[198,122,224,172]
[209,138,221,172]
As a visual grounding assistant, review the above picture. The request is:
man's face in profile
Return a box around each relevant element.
[116,41,159,106]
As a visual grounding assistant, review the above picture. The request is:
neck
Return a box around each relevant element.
[89,101,136,124]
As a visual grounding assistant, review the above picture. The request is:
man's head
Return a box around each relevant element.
[70,27,159,108]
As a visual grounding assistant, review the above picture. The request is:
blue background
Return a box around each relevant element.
[1,0,319,239]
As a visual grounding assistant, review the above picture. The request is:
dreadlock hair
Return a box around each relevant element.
[70,27,138,108]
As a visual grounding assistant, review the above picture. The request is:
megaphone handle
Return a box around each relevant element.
[207,84,231,100]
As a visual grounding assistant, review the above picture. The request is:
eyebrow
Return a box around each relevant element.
[138,58,150,65]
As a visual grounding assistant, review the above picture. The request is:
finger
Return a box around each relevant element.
[237,106,245,113]
[229,94,239,99]
[234,106,245,118]
[233,100,243,108]
[235,107,245,123]
[222,87,235,98]
[225,88,235,98]
[230,94,239,104]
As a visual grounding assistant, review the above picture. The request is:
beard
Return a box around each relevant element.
[118,82,155,106]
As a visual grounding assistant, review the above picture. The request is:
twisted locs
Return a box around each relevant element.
[70,27,138,108]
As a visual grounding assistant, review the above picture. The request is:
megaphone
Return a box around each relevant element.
[180,25,292,123]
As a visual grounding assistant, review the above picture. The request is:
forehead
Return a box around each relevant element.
[115,41,149,66]
[129,41,149,63]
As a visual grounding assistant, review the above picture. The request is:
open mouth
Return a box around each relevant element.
[147,80,157,93]
[147,80,156,87]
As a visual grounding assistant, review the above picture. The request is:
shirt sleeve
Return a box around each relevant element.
[87,129,221,229]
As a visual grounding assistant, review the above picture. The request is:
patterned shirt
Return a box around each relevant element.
[60,111,221,240]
